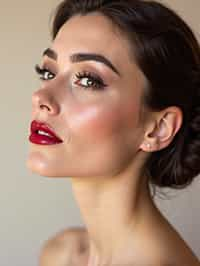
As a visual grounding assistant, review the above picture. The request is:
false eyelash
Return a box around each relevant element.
[34,64,55,80]
[75,71,108,90]
[34,64,108,90]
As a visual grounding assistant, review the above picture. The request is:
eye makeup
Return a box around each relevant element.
[34,63,108,91]
[74,70,108,90]
[35,64,55,81]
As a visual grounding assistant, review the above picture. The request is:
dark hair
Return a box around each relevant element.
[50,0,200,193]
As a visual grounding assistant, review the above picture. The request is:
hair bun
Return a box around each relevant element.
[182,104,200,178]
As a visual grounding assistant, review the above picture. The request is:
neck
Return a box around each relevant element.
[70,162,157,266]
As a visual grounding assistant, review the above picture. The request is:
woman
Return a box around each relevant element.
[27,0,200,265]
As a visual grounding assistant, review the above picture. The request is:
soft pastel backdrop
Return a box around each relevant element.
[0,1,199,265]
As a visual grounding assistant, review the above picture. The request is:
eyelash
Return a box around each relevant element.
[35,64,108,91]
[35,64,55,81]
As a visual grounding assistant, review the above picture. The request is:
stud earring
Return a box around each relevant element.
[162,117,167,123]
[146,143,151,149]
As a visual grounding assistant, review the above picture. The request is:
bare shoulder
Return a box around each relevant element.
[39,227,89,266]
[38,223,200,266]
[146,213,200,266]
[164,232,200,266]
[154,236,200,266]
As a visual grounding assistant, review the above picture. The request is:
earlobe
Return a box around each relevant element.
[139,118,166,152]
[139,121,158,152]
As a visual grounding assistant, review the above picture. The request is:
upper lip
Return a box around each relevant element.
[30,120,63,141]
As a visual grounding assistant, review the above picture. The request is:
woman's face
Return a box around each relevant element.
[27,12,148,178]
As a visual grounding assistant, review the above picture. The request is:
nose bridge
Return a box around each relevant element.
[32,85,60,115]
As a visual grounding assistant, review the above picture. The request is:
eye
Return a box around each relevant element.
[35,64,55,81]
[74,71,108,91]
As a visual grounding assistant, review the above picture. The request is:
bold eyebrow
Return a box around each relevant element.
[42,48,121,76]
[43,48,58,60]
[70,53,121,76]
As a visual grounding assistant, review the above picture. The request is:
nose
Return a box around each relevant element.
[31,88,60,116]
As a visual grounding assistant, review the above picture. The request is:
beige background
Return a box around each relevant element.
[0,1,199,265]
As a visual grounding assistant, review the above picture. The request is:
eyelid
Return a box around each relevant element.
[35,64,53,73]
[41,59,58,74]
[74,70,108,87]
[35,60,111,86]
[35,64,55,80]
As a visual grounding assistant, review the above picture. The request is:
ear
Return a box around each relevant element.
[139,107,183,152]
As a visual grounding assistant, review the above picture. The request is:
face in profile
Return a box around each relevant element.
[27,12,148,179]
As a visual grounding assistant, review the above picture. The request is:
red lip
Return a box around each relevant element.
[29,120,63,145]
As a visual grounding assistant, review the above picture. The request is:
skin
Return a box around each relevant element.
[27,12,199,266]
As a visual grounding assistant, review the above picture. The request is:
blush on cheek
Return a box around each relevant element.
[68,103,127,143]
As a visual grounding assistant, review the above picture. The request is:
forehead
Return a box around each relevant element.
[52,13,134,68]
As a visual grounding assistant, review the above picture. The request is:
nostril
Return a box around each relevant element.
[39,104,51,111]
[31,90,60,115]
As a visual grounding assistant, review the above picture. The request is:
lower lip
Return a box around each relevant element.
[29,132,63,145]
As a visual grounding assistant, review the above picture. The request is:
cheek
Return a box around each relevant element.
[68,105,118,142]
[68,97,140,143]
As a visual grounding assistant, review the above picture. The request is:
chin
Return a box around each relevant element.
[26,158,63,177]
[26,148,65,177]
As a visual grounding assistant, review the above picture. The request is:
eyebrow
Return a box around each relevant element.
[42,48,121,76]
